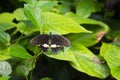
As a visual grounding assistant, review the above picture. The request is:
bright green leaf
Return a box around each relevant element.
[100,43,120,80]
[13,8,27,21]
[0,76,10,80]
[24,4,43,30]
[0,48,11,61]
[0,12,14,22]
[10,44,32,59]
[43,12,91,34]
[45,43,109,78]
[0,61,12,76]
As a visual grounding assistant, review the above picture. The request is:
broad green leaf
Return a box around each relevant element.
[0,12,14,22]
[0,12,16,31]
[38,1,58,12]
[0,48,11,61]
[0,61,12,76]
[43,12,91,34]
[67,31,106,47]
[76,0,102,18]
[65,12,109,32]
[24,4,43,30]
[0,31,10,45]
[13,8,27,21]
[100,43,120,80]
[45,43,109,78]
[10,44,32,59]
[0,22,16,31]
[16,65,29,77]
[17,21,38,35]
[45,50,75,62]
[65,12,109,47]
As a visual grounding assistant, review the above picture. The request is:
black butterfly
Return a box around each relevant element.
[29,34,70,52]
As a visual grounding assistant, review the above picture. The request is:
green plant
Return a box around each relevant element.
[0,0,120,80]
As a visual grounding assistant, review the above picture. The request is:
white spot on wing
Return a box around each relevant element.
[50,44,60,48]
[42,44,49,48]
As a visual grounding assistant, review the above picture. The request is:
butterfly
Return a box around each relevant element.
[29,33,70,52]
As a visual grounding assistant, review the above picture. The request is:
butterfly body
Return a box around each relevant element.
[30,34,70,52]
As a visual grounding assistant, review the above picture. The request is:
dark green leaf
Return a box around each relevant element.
[16,65,29,77]
[22,58,36,70]
[76,0,102,18]
[38,1,58,12]
[0,31,10,45]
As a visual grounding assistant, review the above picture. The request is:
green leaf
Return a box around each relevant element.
[22,58,36,71]
[76,0,102,18]
[67,31,107,47]
[24,0,37,4]
[0,12,16,31]
[43,12,91,34]
[24,4,43,30]
[0,12,14,22]
[0,22,16,31]
[45,43,109,78]
[38,1,58,12]
[65,12,109,32]
[0,76,10,80]
[100,43,120,80]
[0,48,11,61]
[10,44,32,59]
[67,33,98,47]
[0,31,10,45]
[41,77,52,80]
[16,65,29,77]
[13,8,27,21]
[0,61,12,76]
[65,12,109,47]
[16,21,38,35]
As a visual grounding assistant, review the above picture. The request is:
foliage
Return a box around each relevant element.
[0,0,120,80]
